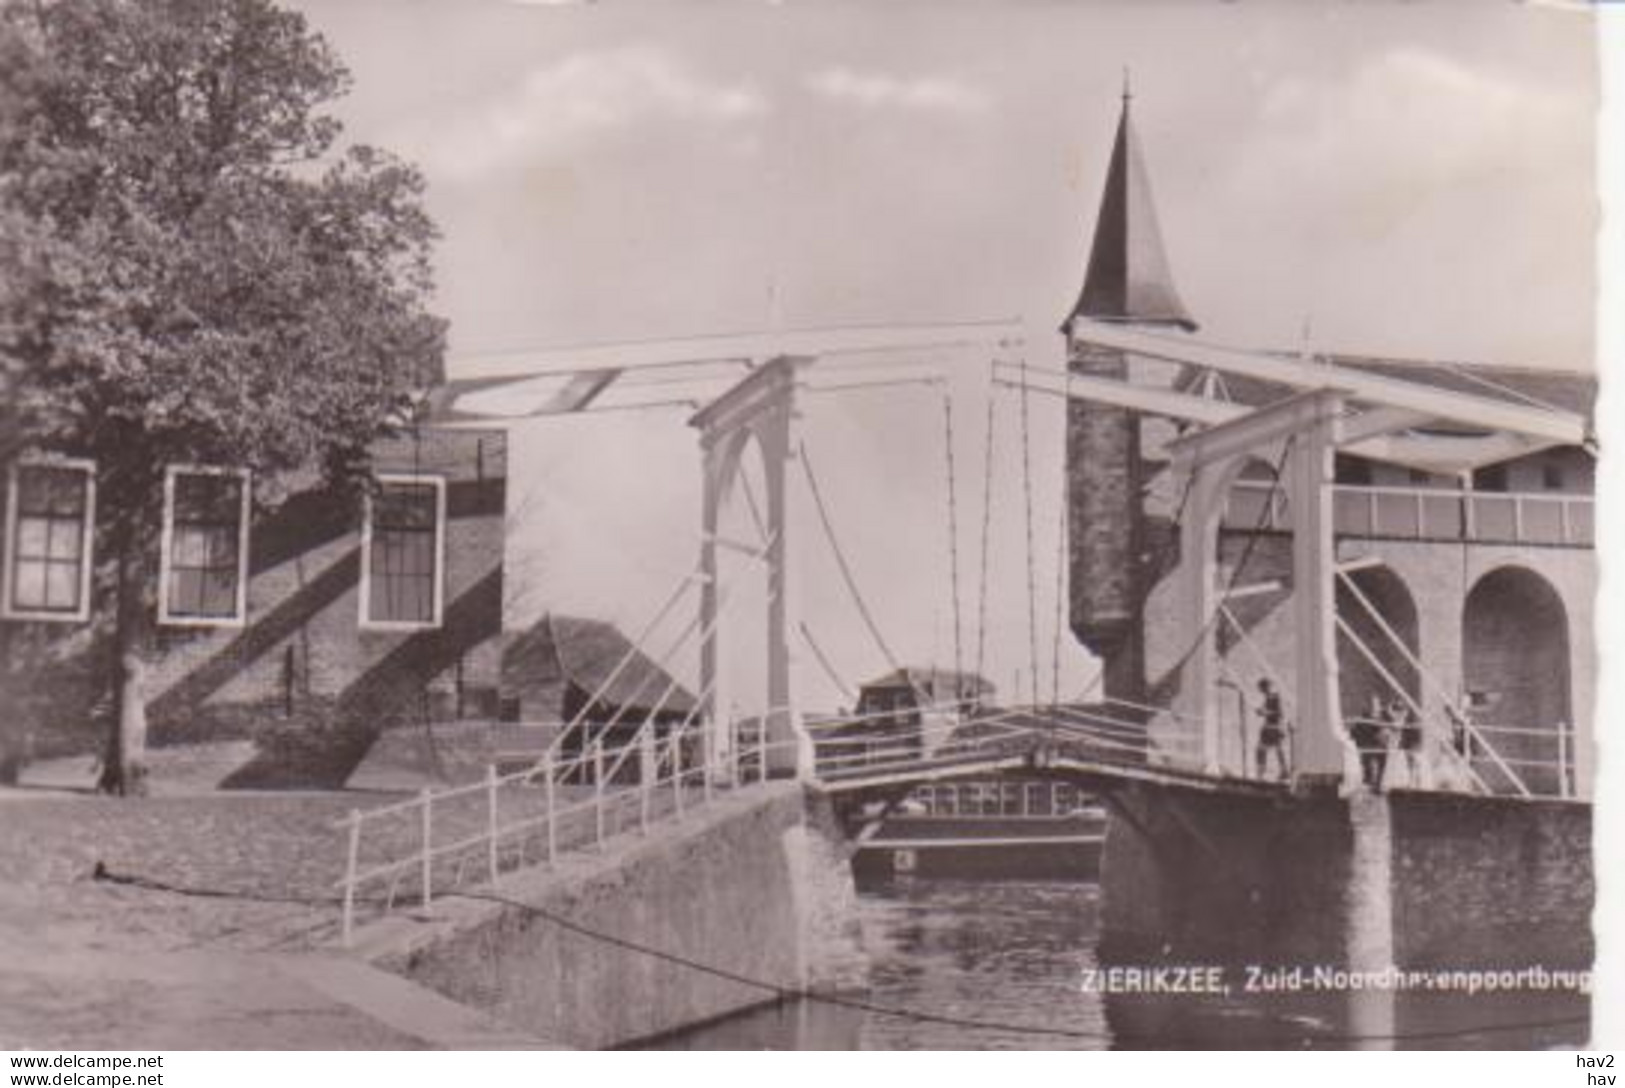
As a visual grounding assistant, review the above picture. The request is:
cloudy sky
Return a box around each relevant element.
[294,1,1599,712]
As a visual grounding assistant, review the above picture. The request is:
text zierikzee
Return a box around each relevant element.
[1078,966,1228,996]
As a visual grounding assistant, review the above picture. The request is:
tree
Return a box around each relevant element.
[0,0,446,794]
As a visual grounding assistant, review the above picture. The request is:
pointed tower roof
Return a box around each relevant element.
[1064,87,1198,333]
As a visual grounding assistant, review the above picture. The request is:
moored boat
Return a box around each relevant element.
[852,777,1106,882]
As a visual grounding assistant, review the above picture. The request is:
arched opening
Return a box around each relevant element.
[1222,456,1290,533]
[1193,456,1297,775]
[1462,566,1572,796]
[1335,565,1421,723]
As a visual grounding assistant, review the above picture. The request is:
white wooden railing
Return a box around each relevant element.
[335,698,1021,944]
[333,696,1581,942]
[1225,480,1593,547]
[334,712,800,945]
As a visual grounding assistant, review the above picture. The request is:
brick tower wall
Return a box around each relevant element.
[1067,340,1147,701]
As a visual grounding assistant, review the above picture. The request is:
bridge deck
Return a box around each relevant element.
[812,723,1289,799]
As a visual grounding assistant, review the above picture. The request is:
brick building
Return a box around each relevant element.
[1064,95,1597,797]
[0,426,507,787]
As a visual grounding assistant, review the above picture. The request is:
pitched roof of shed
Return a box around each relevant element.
[502,614,697,716]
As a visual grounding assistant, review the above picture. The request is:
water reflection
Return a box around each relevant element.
[638,878,1589,1050]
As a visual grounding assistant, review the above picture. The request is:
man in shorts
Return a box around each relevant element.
[1254,678,1288,781]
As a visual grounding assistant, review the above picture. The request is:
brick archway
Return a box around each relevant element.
[1336,565,1420,722]
[1462,565,1572,796]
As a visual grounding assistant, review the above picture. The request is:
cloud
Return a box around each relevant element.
[400,45,769,181]
[805,67,991,116]
[1190,44,1593,367]
[1235,47,1580,216]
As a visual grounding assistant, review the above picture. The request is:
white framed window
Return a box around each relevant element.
[158,465,251,627]
[359,474,446,630]
[3,459,97,623]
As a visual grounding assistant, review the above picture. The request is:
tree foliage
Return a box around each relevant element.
[0,0,448,792]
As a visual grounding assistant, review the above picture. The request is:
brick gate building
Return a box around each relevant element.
[1064,94,1596,797]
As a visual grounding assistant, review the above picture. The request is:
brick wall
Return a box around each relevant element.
[0,427,510,783]
[1098,784,1593,969]
[1386,791,1592,971]
[1125,475,1595,791]
[1067,341,1146,699]
[141,427,507,746]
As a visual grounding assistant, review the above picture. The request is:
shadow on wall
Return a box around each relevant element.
[148,549,363,743]
[220,568,504,790]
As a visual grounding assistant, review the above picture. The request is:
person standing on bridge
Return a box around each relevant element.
[1350,693,1389,791]
[1254,679,1288,781]
[1394,700,1423,787]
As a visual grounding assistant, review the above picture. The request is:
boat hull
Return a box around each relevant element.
[852,814,1105,883]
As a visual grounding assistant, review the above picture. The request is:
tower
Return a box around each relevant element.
[1065,85,1197,702]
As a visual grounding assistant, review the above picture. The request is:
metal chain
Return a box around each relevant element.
[1051,441,1067,708]
[941,387,965,691]
[797,442,904,674]
[1017,358,1041,706]
[974,368,998,689]
[1160,433,1298,684]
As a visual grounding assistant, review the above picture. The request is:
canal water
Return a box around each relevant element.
[640,878,1591,1050]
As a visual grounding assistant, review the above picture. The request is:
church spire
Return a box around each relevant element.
[1063,88,1198,333]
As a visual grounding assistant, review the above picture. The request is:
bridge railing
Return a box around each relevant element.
[1047,702,1207,770]
[806,704,1041,781]
[1225,479,1594,547]
[1440,720,1578,799]
[334,710,803,946]
[335,699,1571,943]
[335,698,1021,943]
[806,700,1207,786]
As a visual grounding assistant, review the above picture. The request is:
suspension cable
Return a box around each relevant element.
[538,569,701,766]
[941,387,966,691]
[1334,613,1499,796]
[800,620,857,705]
[1051,421,1068,708]
[974,373,998,690]
[1156,435,1298,705]
[797,442,905,675]
[1017,358,1041,706]
[1335,568,1516,796]
[592,556,776,762]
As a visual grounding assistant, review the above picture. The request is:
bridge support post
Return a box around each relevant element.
[699,484,736,786]
[1287,396,1347,786]
[1167,389,1355,789]
[1174,466,1228,774]
[692,358,814,783]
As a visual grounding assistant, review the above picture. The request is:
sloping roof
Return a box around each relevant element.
[861,667,996,699]
[502,614,697,716]
[1065,96,1198,334]
[1175,353,1597,432]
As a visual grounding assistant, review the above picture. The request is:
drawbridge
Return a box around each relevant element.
[330,314,1590,941]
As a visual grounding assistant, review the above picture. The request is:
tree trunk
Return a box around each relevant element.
[98,540,150,797]
[0,629,21,786]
